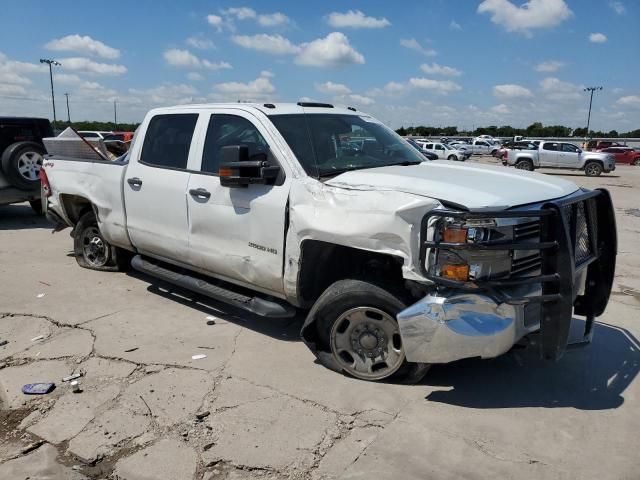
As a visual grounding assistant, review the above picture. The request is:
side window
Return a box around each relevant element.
[543,143,558,151]
[562,143,579,153]
[201,114,269,174]
[82,132,99,138]
[140,114,197,169]
[425,143,433,149]
[435,144,444,150]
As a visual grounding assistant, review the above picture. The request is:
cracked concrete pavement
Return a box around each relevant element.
[1,161,639,479]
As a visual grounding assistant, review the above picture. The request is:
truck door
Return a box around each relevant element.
[434,143,446,159]
[123,113,198,263]
[557,143,581,167]
[539,142,559,167]
[186,110,291,295]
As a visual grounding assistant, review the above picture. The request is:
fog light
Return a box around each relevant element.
[441,264,469,281]
[443,227,467,243]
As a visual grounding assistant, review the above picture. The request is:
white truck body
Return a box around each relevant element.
[414,141,470,161]
[504,141,616,175]
[41,103,617,380]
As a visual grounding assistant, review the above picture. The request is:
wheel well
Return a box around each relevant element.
[297,240,405,308]
[59,194,94,225]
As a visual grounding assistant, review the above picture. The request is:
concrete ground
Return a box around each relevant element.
[1,157,638,480]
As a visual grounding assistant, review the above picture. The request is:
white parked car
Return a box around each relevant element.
[41,102,617,381]
[78,130,113,140]
[416,141,470,161]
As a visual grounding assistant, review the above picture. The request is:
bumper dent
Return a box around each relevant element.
[397,293,520,363]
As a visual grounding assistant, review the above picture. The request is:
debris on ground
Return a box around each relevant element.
[191,354,207,360]
[62,372,82,382]
[30,335,45,342]
[124,347,139,352]
[36,293,46,298]
[22,383,55,395]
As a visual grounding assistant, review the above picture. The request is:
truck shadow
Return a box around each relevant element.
[422,319,639,410]
[0,204,51,231]
[128,270,305,342]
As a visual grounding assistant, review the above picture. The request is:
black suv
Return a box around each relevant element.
[0,117,53,213]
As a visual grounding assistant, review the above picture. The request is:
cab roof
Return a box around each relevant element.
[153,102,363,117]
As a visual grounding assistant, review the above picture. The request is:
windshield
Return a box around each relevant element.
[269,113,424,178]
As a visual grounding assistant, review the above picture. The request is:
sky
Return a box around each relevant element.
[1,0,639,131]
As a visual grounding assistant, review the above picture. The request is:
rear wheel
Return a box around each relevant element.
[74,211,131,271]
[315,279,429,382]
[584,161,603,176]
[515,159,534,171]
[1,142,45,190]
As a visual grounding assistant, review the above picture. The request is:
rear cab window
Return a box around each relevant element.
[140,114,198,170]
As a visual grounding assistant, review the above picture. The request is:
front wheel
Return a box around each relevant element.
[73,211,131,271]
[584,161,603,176]
[632,158,640,166]
[447,154,458,161]
[315,279,429,381]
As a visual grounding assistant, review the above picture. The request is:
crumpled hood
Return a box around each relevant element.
[325,160,579,210]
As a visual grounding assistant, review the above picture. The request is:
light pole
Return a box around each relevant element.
[583,86,603,137]
[40,58,61,130]
[64,93,71,123]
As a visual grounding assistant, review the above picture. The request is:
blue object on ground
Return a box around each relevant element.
[22,383,55,395]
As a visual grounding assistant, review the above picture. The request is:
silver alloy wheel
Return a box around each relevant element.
[17,151,44,181]
[516,160,533,171]
[330,306,405,381]
[585,163,601,176]
[82,226,109,267]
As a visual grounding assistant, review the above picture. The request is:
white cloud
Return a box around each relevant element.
[232,34,300,55]
[223,7,257,20]
[616,95,640,108]
[326,10,390,29]
[214,76,275,98]
[0,83,28,96]
[589,32,607,43]
[400,38,436,57]
[539,77,582,101]
[344,94,374,106]
[493,84,533,98]
[409,78,462,94]
[206,14,225,32]
[295,32,365,67]
[45,34,120,59]
[534,60,565,72]
[366,81,406,97]
[609,1,625,14]
[187,72,203,81]
[490,104,511,114]
[164,49,231,70]
[59,57,127,75]
[129,83,200,104]
[258,12,290,27]
[316,81,351,95]
[450,20,462,30]
[477,0,573,36]
[420,63,462,76]
[186,37,215,50]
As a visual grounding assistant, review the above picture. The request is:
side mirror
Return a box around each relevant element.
[219,145,280,188]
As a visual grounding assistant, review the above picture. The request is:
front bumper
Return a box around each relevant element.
[398,188,617,364]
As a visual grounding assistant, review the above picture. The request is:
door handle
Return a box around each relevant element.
[189,188,211,199]
[127,177,143,187]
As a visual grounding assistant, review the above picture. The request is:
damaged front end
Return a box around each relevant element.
[397,188,617,364]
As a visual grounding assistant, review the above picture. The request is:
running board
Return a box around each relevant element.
[131,255,296,318]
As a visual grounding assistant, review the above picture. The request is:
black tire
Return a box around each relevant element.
[0,142,45,190]
[73,211,131,271]
[29,200,43,215]
[515,159,534,171]
[315,279,429,382]
[447,154,457,161]
[632,158,640,166]
[584,161,603,177]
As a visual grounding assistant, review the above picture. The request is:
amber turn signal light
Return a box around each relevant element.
[443,227,467,243]
[219,167,233,177]
[441,264,469,281]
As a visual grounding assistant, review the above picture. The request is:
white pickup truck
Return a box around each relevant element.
[504,141,616,176]
[41,102,617,382]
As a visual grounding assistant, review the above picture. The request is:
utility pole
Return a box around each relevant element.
[113,100,118,130]
[64,93,71,123]
[40,58,62,131]
[583,86,603,137]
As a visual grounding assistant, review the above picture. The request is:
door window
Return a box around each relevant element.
[542,143,558,151]
[561,143,579,153]
[140,114,198,169]
[201,114,269,174]
[435,144,444,151]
